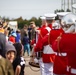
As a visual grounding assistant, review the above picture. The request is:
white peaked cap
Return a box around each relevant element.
[57,12,70,19]
[40,16,46,20]
[44,13,57,20]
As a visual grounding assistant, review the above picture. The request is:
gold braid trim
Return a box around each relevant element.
[57,33,62,56]
[39,30,43,39]
[48,31,51,46]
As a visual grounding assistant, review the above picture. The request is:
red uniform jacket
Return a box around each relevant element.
[34,24,53,62]
[52,33,76,75]
[36,24,56,63]
[50,29,67,74]
[34,24,52,52]
[42,28,64,63]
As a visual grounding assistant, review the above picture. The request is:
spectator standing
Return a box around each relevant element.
[29,21,37,51]
[13,43,25,75]
[9,32,17,44]
[30,21,36,41]
[15,30,21,43]
[22,33,30,56]
[20,24,28,45]
[0,22,6,57]
[0,26,14,75]
[28,25,32,42]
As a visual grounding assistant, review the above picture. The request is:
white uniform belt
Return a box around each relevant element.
[56,52,67,56]
[67,66,76,74]
[43,45,55,54]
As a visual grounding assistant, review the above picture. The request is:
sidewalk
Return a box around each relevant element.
[24,53,41,75]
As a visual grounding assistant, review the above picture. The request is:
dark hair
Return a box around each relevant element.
[24,33,27,36]
[24,24,28,28]
[7,27,11,30]
[13,43,22,56]
[16,30,20,33]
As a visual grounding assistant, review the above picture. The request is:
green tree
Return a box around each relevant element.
[54,9,64,14]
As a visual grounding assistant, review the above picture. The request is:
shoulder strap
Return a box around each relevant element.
[57,33,62,56]
[48,30,51,46]
[39,30,43,38]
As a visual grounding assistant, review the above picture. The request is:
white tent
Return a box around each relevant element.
[8,21,18,31]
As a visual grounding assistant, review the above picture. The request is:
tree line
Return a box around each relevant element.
[0,9,71,29]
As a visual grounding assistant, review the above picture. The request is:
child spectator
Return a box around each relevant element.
[15,30,21,43]
[0,42,14,75]
[13,43,25,75]
[22,33,30,56]
[9,32,17,44]
[5,42,16,63]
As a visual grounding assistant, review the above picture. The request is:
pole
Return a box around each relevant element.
[68,0,69,10]
[61,0,63,10]
[64,0,65,11]
[71,0,73,12]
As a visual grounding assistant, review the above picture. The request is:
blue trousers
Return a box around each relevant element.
[24,44,30,56]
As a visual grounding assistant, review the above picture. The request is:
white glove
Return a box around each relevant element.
[34,58,39,63]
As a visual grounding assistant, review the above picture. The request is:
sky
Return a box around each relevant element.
[0,0,61,20]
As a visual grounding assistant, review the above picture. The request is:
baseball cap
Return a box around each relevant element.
[11,32,17,37]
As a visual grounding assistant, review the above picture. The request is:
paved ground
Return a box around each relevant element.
[24,53,41,75]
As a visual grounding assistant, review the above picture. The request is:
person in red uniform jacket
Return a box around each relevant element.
[52,13,76,75]
[49,28,66,75]
[34,13,57,75]
[41,25,55,63]
[34,25,52,53]
[33,16,50,75]
[49,12,71,75]
[34,18,50,59]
